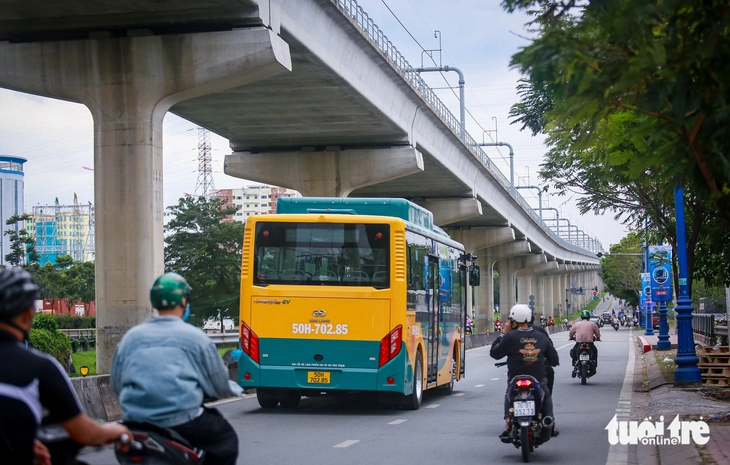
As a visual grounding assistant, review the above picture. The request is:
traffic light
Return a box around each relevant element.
[579,287,583,293]
[529,294,535,311]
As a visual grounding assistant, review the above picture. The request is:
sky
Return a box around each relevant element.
[0,0,628,250]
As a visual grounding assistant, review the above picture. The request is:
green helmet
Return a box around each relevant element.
[580,310,591,320]
[150,272,192,309]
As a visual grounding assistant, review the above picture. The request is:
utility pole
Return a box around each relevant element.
[194,128,215,199]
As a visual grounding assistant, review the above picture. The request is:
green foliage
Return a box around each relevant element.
[692,279,728,313]
[80,336,89,352]
[600,233,643,306]
[503,0,730,288]
[164,196,245,325]
[28,328,71,367]
[4,213,39,267]
[70,338,79,353]
[52,314,95,329]
[32,312,59,332]
[30,257,96,311]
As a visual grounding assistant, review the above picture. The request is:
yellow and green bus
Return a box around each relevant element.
[237,198,479,409]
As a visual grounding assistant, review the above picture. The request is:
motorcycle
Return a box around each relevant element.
[612,320,620,331]
[572,341,598,385]
[115,422,205,465]
[496,362,554,462]
[37,424,87,465]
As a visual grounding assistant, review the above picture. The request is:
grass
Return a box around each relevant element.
[71,350,97,377]
[655,351,676,382]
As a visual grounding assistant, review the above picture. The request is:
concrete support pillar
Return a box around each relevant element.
[552,273,563,317]
[0,29,292,372]
[544,275,554,318]
[473,253,493,333]
[535,276,546,319]
[414,198,482,226]
[498,257,522,315]
[224,147,424,197]
[446,228,515,334]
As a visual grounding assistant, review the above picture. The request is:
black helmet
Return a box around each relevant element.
[0,268,40,322]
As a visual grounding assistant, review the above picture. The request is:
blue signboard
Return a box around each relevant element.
[640,273,651,307]
[648,245,673,302]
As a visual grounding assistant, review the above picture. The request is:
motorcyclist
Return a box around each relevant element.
[569,310,601,375]
[465,315,473,335]
[491,304,559,440]
[0,268,130,465]
[494,317,502,333]
[112,272,243,465]
[547,316,555,327]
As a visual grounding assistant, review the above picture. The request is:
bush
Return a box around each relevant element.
[29,328,71,367]
[70,339,79,353]
[32,313,59,332]
[80,336,89,352]
[52,314,95,329]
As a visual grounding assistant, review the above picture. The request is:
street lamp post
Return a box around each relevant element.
[672,186,701,385]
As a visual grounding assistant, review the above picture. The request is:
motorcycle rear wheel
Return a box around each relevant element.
[521,425,531,462]
[580,364,587,385]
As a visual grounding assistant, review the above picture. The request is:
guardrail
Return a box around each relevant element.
[333,0,600,256]
[59,328,96,339]
[208,332,240,346]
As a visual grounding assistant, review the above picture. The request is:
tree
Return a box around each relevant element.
[502,0,730,287]
[4,213,39,267]
[30,257,96,315]
[600,233,643,305]
[164,196,245,325]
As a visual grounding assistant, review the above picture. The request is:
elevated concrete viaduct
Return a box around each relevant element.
[0,0,602,371]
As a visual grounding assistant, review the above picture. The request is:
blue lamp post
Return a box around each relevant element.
[672,185,701,385]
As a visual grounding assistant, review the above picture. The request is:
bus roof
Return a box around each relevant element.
[276,197,448,239]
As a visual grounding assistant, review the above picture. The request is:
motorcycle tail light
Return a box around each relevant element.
[580,344,590,349]
[515,379,532,388]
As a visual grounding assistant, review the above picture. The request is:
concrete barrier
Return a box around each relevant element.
[637,336,651,353]
[70,375,122,422]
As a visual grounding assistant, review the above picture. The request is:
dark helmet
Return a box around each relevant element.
[150,272,192,309]
[0,268,40,322]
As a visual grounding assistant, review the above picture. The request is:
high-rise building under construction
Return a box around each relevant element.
[26,195,94,265]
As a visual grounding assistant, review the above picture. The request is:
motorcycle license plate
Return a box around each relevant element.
[580,353,590,361]
[513,401,535,416]
[307,371,330,384]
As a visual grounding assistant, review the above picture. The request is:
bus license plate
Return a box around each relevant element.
[307,371,330,384]
[513,401,535,417]
[580,353,590,361]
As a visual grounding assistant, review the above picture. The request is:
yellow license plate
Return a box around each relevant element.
[307,371,330,384]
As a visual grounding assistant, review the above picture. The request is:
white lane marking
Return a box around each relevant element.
[605,338,635,465]
[490,378,500,381]
[555,342,573,351]
[333,440,359,448]
[474,384,485,387]
[204,396,249,407]
[425,404,440,409]
[454,392,465,396]
[388,419,407,425]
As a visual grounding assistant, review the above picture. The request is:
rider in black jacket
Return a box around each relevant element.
[491,304,559,440]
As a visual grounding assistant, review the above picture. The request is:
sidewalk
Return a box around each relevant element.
[635,331,730,465]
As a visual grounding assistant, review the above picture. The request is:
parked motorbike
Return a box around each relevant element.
[572,341,598,385]
[496,362,554,462]
[115,422,205,465]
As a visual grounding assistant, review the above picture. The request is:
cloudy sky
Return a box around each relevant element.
[0,0,627,249]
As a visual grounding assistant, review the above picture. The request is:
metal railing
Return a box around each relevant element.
[332,0,600,257]
[59,328,96,339]
[208,332,240,346]
[693,313,729,346]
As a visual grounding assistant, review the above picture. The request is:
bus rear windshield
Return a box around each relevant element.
[253,222,390,287]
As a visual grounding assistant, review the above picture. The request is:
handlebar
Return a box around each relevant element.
[117,433,142,453]
[495,362,508,367]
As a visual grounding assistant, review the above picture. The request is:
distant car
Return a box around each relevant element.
[652,313,659,329]
[203,317,235,332]
[601,312,612,325]
[589,315,601,326]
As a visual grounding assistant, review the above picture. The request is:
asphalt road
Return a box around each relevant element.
[80,322,638,464]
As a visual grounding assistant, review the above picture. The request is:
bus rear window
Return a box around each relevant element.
[253,222,390,287]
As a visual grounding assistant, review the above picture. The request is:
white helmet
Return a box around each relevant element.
[509,304,532,323]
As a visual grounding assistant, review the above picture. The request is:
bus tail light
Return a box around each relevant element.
[379,325,402,367]
[240,322,260,364]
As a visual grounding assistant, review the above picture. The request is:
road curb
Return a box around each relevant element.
[638,336,651,353]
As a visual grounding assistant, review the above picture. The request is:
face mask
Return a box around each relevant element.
[182,303,191,322]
